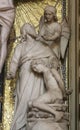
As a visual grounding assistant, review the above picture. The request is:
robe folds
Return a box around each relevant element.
[0,7,15,28]
[10,40,55,130]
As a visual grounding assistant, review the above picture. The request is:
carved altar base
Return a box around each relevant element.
[27,120,68,130]
[27,106,69,130]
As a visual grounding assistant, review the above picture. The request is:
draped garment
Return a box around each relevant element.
[0,7,15,28]
[10,40,54,130]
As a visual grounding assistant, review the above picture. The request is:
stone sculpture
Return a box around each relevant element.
[26,5,70,130]
[37,5,70,59]
[7,4,70,130]
[29,58,65,121]
[7,23,55,130]
[0,0,15,73]
[27,59,70,130]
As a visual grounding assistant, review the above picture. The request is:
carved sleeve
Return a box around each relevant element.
[9,44,22,78]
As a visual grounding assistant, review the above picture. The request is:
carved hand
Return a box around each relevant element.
[42,35,52,41]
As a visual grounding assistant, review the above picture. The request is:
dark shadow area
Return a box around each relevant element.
[0,66,5,122]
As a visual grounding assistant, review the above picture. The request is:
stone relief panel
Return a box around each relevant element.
[0,0,71,130]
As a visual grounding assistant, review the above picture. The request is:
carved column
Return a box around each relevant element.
[68,0,79,130]
[76,0,80,129]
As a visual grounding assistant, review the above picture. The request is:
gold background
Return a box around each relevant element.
[0,0,63,129]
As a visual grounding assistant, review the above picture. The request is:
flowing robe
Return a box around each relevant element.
[38,21,61,59]
[0,0,15,28]
[9,40,54,130]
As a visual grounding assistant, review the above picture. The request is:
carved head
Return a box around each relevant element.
[20,23,36,41]
[31,59,47,73]
[49,56,60,70]
[44,5,58,23]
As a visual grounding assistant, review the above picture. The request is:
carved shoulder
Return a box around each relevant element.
[54,22,61,33]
